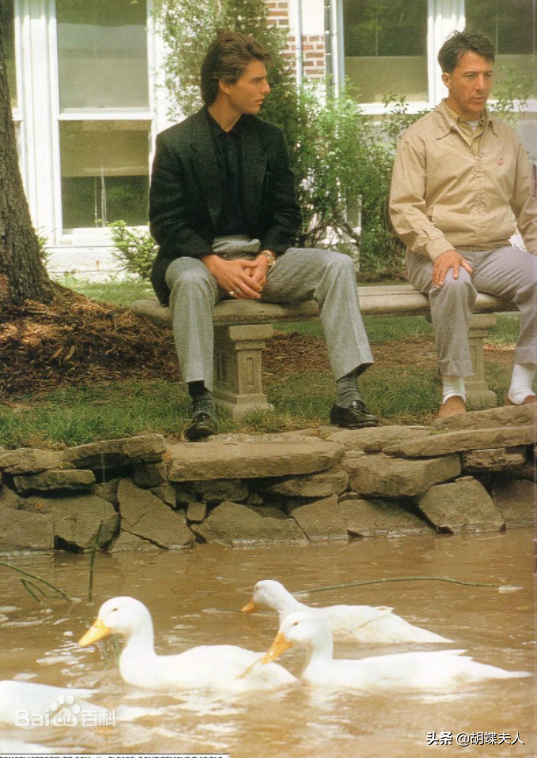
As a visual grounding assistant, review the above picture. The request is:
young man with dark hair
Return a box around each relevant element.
[390,30,537,418]
[149,31,377,440]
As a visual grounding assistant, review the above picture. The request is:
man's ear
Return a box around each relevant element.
[219,79,232,96]
[441,72,451,90]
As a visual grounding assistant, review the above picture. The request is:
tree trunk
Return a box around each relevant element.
[0,3,55,306]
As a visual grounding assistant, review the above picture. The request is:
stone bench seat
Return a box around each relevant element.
[131,284,517,419]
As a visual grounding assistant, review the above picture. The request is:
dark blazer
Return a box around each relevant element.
[149,107,301,305]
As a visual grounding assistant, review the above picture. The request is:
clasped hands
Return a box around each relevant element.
[201,253,270,300]
[432,250,473,287]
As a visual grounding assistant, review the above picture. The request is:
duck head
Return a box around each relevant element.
[79,596,153,647]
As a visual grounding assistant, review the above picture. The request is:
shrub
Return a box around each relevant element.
[109,221,157,280]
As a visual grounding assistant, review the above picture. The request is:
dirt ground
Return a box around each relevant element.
[0,290,513,400]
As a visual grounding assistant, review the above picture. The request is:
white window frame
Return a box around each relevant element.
[334,0,465,115]
[11,0,163,245]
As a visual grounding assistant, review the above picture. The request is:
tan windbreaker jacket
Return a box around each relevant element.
[390,101,537,260]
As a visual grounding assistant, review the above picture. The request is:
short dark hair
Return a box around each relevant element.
[200,31,273,105]
[438,30,495,73]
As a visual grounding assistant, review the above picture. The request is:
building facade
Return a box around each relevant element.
[5,0,536,278]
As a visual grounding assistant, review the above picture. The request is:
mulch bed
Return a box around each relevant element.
[0,290,513,400]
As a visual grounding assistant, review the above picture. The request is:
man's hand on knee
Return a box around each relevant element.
[432,250,473,287]
[201,254,262,299]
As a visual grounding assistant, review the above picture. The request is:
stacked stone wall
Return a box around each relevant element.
[0,406,534,554]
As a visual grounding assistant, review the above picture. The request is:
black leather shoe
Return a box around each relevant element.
[330,400,378,429]
[184,412,218,441]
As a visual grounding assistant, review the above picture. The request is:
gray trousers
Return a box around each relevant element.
[165,248,373,392]
[407,246,537,377]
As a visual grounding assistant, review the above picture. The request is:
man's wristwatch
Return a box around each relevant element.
[258,250,276,269]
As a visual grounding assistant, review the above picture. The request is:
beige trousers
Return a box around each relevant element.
[407,245,537,376]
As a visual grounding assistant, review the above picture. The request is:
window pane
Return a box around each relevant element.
[466,0,536,97]
[4,0,17,109]
[60,121,149,229]
[56,0,149,111]
[343,0,428,103]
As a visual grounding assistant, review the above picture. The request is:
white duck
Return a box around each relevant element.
[0,680,108,726]
[262,611,531,690]
[79,596,297,692]
[243,579,450,643]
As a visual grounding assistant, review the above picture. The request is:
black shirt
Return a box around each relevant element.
[206,108,246,235]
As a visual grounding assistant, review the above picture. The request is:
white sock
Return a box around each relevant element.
[442,375,466,404]
[508,364,536,404]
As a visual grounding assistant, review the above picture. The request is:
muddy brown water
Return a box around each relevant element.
[0,530,534,757]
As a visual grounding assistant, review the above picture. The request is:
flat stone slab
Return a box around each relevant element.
[186,502,208,522]
[23,494,119,552]
[264,469,349,498]
[191,500,308,546]
[118,478,195,550]
[491,479,535,528]
[0,507,54,551]
[348,454,461,498]
[461,447,527,473]
[416,477,504,533]
[184,479,249,502]
[133,462,168,488]
[0,486,21,510]
[327,425,430,453]
[13,469,95,495]
[64,434,166,470]
[339,498,431,537]
[384,425,535,458]
[132,287,515,325]
[0,449,65,475]
[167,437,344,482]
[151,483,177,507]
[289,495,348,542]
[433,404,535,431]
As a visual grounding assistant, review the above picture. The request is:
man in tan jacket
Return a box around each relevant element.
[390,30,536,418]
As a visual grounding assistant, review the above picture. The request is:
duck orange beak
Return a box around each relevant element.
[241,599,258,614]
[78,617,111,647]
[262,631,292,664]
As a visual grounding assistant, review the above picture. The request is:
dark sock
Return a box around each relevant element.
[188,382,216,417]
[335,372,363,408]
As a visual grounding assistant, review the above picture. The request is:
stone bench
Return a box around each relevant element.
[131,284,517,419]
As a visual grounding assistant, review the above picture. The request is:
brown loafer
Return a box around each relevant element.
[437,396,466,419]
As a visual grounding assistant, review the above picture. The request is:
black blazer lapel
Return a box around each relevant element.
[241,118,268,230]
[190,110,222,230]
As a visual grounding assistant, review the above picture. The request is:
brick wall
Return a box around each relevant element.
[266,1,326,79]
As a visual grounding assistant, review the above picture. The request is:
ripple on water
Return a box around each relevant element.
[0,529,534,758]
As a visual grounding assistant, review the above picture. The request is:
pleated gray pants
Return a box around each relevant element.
[165,247,374,391]
[407,245,537,377]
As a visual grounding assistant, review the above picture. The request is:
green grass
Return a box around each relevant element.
[279,313,520,346]
[279,315,434,343]
[0,278,517,447]
[55,275,153,308]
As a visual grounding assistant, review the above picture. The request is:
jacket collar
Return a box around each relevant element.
[433,100,498,139]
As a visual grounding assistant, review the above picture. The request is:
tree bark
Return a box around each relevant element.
[0,3,55,306]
